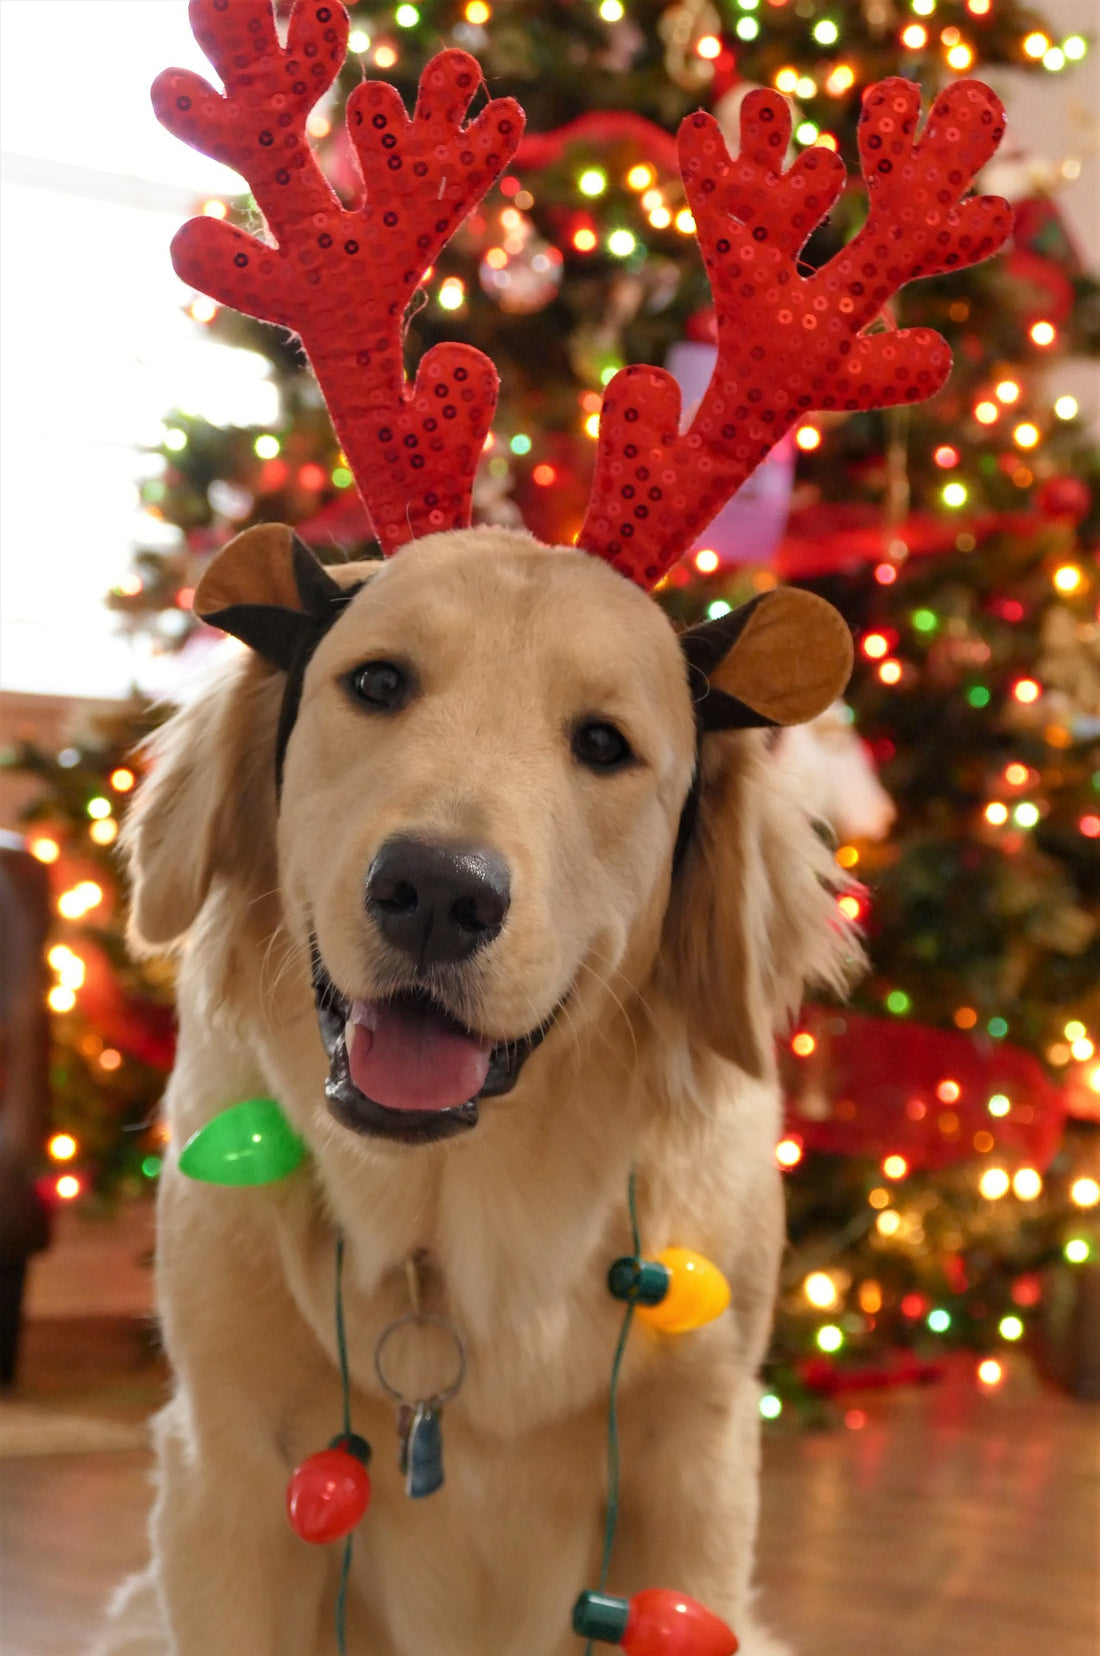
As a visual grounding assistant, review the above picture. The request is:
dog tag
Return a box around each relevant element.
[403,1403,444,1499]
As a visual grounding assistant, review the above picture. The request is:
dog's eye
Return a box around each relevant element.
[572,720,634,772]
[346,661,409,711]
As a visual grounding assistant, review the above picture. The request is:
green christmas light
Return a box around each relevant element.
[987,1017,1008,1039]
[254,433,281,459]
[707,600,732,620]
[886,990,911,1015]
[332,466,353,488]
[795,120,819,144]
[817,1324,844,1352]
[1065,1238,1091,1264]
[141,1155,162,1180]
[942,481,967,508]
[1063,35,1087,60]
[394,4,419,26]
[510,433,532,455]
[759,1393,782,1419]
[967,686,991,708]
[607,228,637,257]
[736,15,760,38]
[164,428,187,452]
[812,19,839,44]
[927,1308,951,1333]
[912,608,938,633]
[1013,802,1040,829]
[999,1315,1024,1341]
[179,1098,307,1186]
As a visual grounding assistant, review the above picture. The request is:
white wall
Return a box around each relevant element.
[0,1,275,698]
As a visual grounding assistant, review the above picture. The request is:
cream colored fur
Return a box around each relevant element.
[93,529,856,1656]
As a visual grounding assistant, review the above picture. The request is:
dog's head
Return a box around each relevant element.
[126,523,855,1149]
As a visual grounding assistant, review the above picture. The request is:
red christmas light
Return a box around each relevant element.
[573,1588,738,1656]
[286,1437,372,1544]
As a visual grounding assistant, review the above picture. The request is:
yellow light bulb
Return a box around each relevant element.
[633,1248,731,1333]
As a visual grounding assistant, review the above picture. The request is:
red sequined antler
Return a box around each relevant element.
[153,1,523,555]
[578,78,1011,589]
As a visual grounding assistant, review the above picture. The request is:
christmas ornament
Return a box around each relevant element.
[515,110,678,176]
[478,228,563,315]
[658,0,723,91]
[1037,475,1091,523]
[286,1435,372,1543]
[177,1096,306,1185]
[573,1588,738,1656]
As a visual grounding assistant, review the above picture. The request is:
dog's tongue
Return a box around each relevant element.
[346,999,491,1113]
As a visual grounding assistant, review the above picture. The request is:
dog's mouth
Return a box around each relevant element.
[311,953,559,1145]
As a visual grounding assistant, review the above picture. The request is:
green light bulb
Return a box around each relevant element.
[179,1098,307,1186]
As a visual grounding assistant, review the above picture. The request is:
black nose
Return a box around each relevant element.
[365,837,511,968]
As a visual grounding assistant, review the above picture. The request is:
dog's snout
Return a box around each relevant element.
[365,837,511,967]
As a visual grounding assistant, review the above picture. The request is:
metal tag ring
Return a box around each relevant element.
[373,1312,466,1408]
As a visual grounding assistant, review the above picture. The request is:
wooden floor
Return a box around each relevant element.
[1,1326,1097,1656]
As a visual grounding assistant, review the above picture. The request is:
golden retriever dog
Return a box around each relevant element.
[93,521,855,1656]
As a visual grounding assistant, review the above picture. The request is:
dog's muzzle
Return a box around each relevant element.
[311,952,560,1146]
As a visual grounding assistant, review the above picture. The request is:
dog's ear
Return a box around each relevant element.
[659,736,859,1078]
[194,522,349,667]
[123,652,282,949]
[681,588,853,732]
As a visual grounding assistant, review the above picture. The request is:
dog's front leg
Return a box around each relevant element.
[148,1393,333,1656]
[612,1354,765,1631]
[146,1182,337,1656]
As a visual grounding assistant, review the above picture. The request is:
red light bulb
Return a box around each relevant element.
[286,1435,372,1544]
[573,1589,738,1655]
[624,1590,739,1656]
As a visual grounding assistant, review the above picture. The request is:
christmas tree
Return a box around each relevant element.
[6,0,1098,1408]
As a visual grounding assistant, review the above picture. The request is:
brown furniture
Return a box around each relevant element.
[0,832,53,1385]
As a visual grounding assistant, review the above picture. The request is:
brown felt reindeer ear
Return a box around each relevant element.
[194,524,352,671]
[680,588,853,733]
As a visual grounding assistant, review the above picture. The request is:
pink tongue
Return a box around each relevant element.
[347,999,491,1113]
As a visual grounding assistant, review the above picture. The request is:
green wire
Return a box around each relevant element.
[332,1180,642,1656]
[584,1169,641,1655]
[334,1234,351,1656]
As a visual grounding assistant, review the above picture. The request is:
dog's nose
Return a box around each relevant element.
[365,837,511,967]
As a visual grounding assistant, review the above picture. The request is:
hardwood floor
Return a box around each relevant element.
[1,1336,1096,1656]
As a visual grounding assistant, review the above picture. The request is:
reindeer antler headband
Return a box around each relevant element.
[155,0,1010,591]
